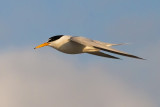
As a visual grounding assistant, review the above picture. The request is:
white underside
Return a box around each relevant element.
[48,36,99,54]
[50,41,99,54]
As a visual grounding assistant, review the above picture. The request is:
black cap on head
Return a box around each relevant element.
[48,35,64,42]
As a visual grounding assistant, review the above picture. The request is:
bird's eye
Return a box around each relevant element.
[48,39,52,42]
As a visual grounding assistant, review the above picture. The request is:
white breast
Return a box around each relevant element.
[49,35,85,54]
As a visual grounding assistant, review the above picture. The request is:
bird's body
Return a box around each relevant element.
[35,35,144,60]
[48,35,86,54]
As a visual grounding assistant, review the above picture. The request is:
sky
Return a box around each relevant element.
[0,0,160,107]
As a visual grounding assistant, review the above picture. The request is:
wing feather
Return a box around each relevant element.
[88,51,120,59]
[70,36,144,60]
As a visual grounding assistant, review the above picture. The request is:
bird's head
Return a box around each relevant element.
[34,35,63,49]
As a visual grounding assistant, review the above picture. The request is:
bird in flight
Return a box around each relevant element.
[34,35,144,60]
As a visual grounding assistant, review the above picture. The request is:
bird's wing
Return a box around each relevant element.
[70,36,144,60]
[87,51,120,59]
[93,40,128,47]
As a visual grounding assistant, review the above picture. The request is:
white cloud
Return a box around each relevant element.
[0,49,157,107]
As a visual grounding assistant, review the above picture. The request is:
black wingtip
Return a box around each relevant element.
[134,56,146,60]
[113,57,122,60]
[139,58,146,60]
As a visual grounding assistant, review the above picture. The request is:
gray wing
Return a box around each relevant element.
[70,36,144,60]
[88,51,120,59]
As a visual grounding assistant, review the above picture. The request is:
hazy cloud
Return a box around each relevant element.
[0,48,157,107]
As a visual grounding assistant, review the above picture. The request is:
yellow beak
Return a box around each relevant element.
[34,42,50,49]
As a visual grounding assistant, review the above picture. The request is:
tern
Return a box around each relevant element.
[34,35,144,60]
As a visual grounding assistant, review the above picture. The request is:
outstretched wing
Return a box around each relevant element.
[70,36,144,60]
[87,51,120,59]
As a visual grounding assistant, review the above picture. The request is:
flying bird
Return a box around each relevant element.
[34,35,144,60]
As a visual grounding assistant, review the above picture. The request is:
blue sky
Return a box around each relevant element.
[1,0,159,47]
[0,0,160,107]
